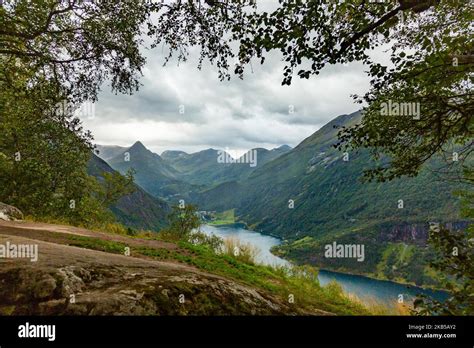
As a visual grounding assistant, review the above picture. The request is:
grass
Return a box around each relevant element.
[208,209,236,225]
[59,231,399,315]
[344,292,412,315]
[220,236,260,264]
[66,235,129,254]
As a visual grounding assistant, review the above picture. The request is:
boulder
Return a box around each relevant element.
[0,202,24,221]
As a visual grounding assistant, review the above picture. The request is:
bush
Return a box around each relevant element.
[163,204,201,240]
[221,237,260,265]
[188,231,223,251]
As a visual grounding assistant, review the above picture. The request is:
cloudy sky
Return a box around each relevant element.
[80,23,382,156]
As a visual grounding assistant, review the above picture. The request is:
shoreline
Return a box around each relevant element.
[316,268,450,295]
[203,223,449,294]
[204,222,449,294]
[272,245,449,293]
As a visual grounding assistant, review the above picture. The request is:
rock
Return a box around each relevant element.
[378,221,469,245]
[0,202,23,221]
[57,266,87,297]
[33,275,57,300]
[0,232,332,315]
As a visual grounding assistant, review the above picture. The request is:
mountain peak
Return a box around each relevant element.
[274,145,292,151]
[161,150,189,161]
[130,141,147,151]
[162,150,188,155]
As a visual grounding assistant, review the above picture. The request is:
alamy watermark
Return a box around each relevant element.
[55,100,95,119]
[18,322,55,342]
[324,241,365,262]
[380,100,421,120]
[217,147,257,167]
[0,242,38,262]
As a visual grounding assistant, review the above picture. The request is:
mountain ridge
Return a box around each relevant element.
[99,142,292,198]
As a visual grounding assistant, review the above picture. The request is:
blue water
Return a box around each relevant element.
[317,269,448,304]
[200,224,449,305]
[201,224,290,267]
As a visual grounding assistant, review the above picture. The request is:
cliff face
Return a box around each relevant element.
[378,221,470,245]
[0,223,289,315]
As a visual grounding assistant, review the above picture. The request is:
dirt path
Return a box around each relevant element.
[0,220,176,250]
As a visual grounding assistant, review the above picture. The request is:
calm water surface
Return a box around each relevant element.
[201,224,449,304]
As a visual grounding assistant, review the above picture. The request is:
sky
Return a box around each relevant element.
[79,8,384,156]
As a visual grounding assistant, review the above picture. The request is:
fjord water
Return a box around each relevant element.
[201,224,448,305]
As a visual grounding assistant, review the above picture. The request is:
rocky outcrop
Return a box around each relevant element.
[378,221,470,245]
[0,203,23,221]
[0,233,309,316]
[0,265,290,315]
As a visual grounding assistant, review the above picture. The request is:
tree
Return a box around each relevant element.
[6,1,470,180]
[0,0,248,225]
[165,204,202,240]
[414,224,474,315]
[418,227,474,315]
[2,1,471,311]
[0,70,94,219]
[412,167,473,315]
[0,0,249,100]
[0,0,148,102]
[333,2,473,182]
[219,0,472,181]
[0,1,174,228]
[0,53,136,227]
[144,0,472,181]
[98,168,136,207]
[0,0,150,224]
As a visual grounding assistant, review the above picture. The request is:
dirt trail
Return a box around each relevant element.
[0,220,176,250]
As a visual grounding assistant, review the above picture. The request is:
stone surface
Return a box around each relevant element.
[0,203,23,221]
[0,229,329,315]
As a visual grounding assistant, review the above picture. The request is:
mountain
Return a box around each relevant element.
[275,144,292,152]
[95,144,128,161]
[192,110,465,286]
[161,150,189,161]
[87,154,170,230]
[107,141,195,199]
[103,141,292,198]
[163,146,292,186]
[164,148,225,186]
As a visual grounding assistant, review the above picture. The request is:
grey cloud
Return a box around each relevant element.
[82,35,390,154]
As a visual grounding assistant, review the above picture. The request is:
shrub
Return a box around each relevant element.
[221,237,260,265]
[188,231,224,251]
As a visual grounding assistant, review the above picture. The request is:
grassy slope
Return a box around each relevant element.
[67,237,369,314]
